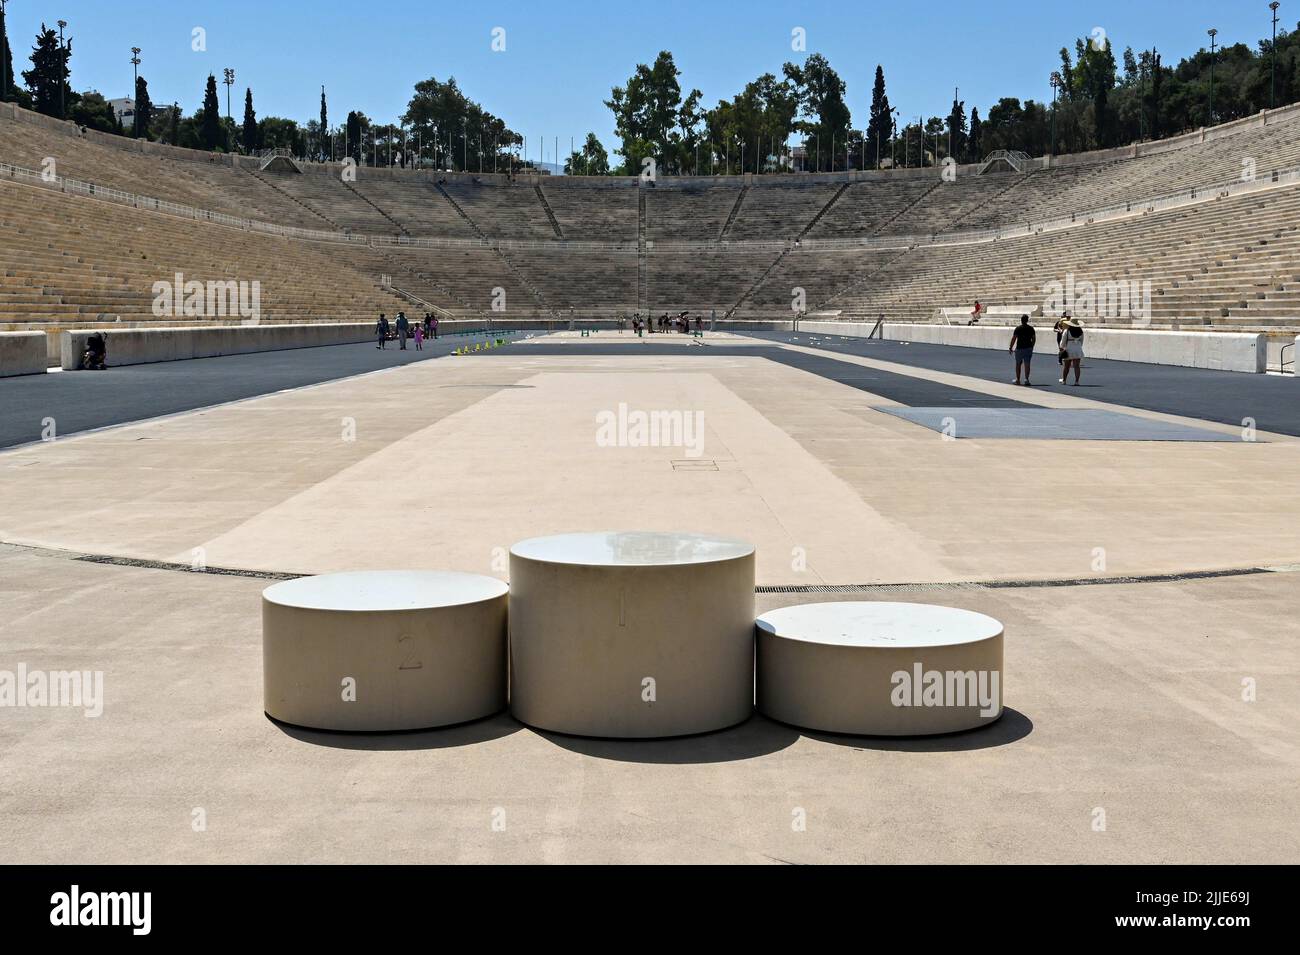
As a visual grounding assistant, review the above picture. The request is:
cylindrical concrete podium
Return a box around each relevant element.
[263,571,508,731]
[509,532,755,738]
[757,601,1003,736]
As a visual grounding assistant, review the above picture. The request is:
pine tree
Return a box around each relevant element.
[865,65,892,168]
[200,73,222,149]
[968,108,982,163]
[23,23,72,118]
[134,75,154,139]
[242,87,258,152]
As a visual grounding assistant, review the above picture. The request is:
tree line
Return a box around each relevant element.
[2,10,1298,174]
[588,22,1300,175]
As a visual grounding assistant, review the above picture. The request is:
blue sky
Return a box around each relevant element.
[5,0,1292,162]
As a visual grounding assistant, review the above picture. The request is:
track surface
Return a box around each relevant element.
[746,331,1300,435]
[1,329,1296,448]
[0,336,462,448]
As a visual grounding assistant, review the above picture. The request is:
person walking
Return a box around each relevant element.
[413,323,424,350]
[1060,316,1085,385]
[396,312,410,350]
[1009,315,1036,386]
[375,313,390,349]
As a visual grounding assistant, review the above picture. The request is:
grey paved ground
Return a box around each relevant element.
[0,334,477,449]
[747,331,1300,436]
[2,329,1295,450]
[879,407,1240,441]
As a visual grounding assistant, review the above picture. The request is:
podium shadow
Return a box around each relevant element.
[798,707,1034,752]
[534,713,800,764]
[268,710,523,750]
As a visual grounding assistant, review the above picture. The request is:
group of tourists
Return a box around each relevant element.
[374,312,440,350]
[628,311,703,335]
[1007,313,1086,386]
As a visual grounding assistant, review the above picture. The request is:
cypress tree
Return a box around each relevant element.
[0,4,15,103]
[200,73,222,149]
[134,75,154,139]
[865,65,892,168]
[946,96,966,161]
[346,110,362,163]
[242,87,258,152]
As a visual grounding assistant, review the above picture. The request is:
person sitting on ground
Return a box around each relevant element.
[83,332,108,370]
[1008,315,1036,386]
[1060,317,1085,385]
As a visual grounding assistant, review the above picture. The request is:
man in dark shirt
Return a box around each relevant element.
[1009,315,1036,386]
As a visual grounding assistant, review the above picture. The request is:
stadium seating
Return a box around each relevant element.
[0,177,410,341]
[5,99,1300,353]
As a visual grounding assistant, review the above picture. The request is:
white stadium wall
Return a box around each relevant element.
[800,321,1268,374]
[60,323,377,370]
[0,332,48,378]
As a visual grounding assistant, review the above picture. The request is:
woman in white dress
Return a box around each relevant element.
[1060,317,1085,385]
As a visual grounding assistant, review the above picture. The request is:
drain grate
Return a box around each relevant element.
[758,582,984,594]
[757,565,1270,594]
[73,554,299,580]
[2,542,1287,593]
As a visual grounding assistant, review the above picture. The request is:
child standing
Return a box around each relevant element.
[413,324,424,350]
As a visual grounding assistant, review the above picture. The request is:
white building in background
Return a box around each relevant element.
[108,97,135,126]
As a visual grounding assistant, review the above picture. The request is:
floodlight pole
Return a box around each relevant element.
[1270,2,1281,109]
[57,20,67,119]
[1207,28,1218,126]
[1050,72,1061,157]
[130,48,141,138]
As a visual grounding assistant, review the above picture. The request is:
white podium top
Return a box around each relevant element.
[756,601,1002,648]
[263,571,507,613]
[511,531,754,567]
